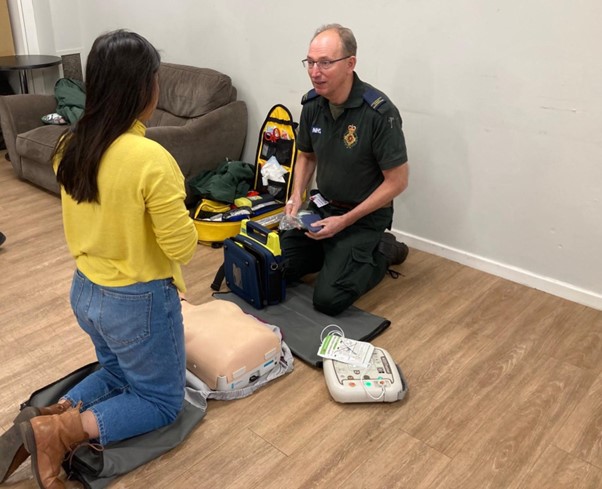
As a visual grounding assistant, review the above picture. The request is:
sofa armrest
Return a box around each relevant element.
[0,94,57,135]
[0,94,57,176]
[146,99,248,186]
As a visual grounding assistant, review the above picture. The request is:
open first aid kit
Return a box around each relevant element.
[211,219,286,309]
[182,300,282,391]
[318,333,408,403]
[193,104,298,246]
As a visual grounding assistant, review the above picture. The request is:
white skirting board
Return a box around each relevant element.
[392,230,602,312]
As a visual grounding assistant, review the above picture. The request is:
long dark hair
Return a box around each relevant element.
[55,30,161,203]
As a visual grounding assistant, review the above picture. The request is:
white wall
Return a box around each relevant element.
[15,0,602,309]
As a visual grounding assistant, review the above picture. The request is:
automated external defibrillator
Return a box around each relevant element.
[323,347,407,403]
[318,328,407,403]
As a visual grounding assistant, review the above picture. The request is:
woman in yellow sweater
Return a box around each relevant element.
[9,30,198,489]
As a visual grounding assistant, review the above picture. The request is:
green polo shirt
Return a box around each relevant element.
[297,72,408,204]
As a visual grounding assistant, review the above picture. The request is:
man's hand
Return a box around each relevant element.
[305,214,348,240]
[285,150,316,217]
[309,163,409,239]
[285,194,303,217]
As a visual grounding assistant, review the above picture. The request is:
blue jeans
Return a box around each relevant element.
[64,270,186,446]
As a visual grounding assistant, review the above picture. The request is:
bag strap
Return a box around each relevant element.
[211,235,242,291]
[211,263,225,291]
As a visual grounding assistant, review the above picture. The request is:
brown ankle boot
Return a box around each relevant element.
[0,401,71,483]
[18,404,87,489]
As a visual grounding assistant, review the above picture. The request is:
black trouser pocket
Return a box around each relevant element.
[334,245,377,295]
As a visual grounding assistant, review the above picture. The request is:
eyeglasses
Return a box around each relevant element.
[301,56,351,71]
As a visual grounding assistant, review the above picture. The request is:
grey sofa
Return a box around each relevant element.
[0,63,247,198]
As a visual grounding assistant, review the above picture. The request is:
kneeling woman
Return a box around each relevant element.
[11,30,198,488]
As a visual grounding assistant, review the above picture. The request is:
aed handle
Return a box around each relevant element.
[242,220,271,245]
[241,219,282,256]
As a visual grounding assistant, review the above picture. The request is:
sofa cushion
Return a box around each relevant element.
[157,63,236,119]
[148,109,188,128]
[16,125,67,167]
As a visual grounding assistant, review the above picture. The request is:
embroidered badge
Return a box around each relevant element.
[343,124,358,148]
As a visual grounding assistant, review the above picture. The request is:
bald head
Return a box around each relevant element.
[312,24,357,57]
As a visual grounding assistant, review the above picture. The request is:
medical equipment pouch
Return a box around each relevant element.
[253,104,298,201]
[194,104,298,245]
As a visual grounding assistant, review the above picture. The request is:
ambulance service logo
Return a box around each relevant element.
[343,124,358,149]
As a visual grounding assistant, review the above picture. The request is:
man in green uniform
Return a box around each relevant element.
[281,23,409,316]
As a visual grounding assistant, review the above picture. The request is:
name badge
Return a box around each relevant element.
[310,192,329,208]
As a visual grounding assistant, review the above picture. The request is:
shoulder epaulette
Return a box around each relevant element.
[363,89,389,114]
[301,89,319,105]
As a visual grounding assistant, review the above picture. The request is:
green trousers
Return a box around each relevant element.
[281,204,393,316]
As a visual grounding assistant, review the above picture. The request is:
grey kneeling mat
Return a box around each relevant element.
[214,283,391,367]
[67,401,205,489]
[21,363,206,489]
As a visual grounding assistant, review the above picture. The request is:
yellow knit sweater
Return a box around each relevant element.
[54,120,198,291]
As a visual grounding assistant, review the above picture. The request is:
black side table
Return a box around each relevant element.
[0,55,62,94]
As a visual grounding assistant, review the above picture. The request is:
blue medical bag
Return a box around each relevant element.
[213,220,286,309]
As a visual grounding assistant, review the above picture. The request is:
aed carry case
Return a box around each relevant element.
[194,104,298,246]
[212,220,285,309]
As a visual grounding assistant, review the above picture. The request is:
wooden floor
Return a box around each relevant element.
[2,152,602,489]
